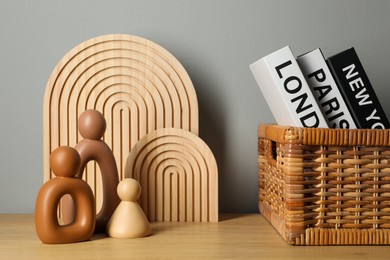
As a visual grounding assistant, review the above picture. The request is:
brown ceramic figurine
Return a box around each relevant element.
[107,178,151,238]
[62,109,120,233]
[35,146,95,244]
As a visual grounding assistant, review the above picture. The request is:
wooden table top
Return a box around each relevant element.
[0,214,388,259]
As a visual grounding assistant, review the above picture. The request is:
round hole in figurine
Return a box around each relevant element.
[58,195,75,225]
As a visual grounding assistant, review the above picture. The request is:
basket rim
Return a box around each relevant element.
[258,124,390,146]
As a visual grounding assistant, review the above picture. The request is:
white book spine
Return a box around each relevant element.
[250,46,328,128]
[297,48,357,129]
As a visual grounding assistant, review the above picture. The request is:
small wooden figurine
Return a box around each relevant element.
[62,109,120,233]
[107,178,151,238]
[35,146,95,244]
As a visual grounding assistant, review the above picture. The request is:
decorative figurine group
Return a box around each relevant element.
[35,110,151,244]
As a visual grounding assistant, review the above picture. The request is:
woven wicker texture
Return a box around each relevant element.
[258,124,390,245]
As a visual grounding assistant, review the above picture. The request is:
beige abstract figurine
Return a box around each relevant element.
[35,146,95,244]
[62,109,120,233]
[107,178,151,238]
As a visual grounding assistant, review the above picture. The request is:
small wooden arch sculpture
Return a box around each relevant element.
[125,128,218,222]
[43,34,199,215]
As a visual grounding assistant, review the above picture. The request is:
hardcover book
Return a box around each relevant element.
[327,47,390,129]
[250,46,328,128]
[297,48,357,129]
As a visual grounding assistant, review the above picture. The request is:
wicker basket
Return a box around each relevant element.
[258,124,390,245]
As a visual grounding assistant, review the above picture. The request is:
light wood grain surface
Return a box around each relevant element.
[0,214,388,259]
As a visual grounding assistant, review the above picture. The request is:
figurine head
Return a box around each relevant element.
[78,109,106,140]
[50,146,81,178]
[117,178,141,202]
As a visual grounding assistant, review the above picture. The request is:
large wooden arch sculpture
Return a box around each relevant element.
[125,128,218,222]
[43,34,198,211]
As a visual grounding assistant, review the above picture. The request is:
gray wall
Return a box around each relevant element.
[1,0,390,213]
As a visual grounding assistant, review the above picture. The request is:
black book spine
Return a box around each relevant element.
[327,47,390,129]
